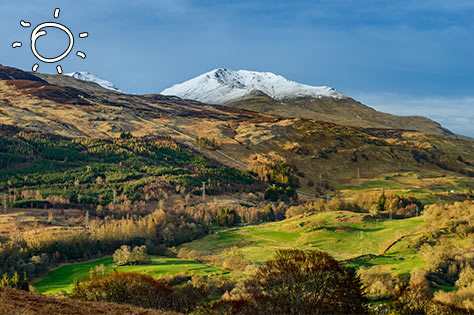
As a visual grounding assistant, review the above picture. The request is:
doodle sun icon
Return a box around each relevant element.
[11,8,88,74]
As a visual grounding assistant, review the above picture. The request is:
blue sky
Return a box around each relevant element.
[1,0,474,136]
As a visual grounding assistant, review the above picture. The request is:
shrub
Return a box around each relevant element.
[221,247,248,271]
[176,248,201,260]
[196,137,218,150]
[285,200,327,217]
[204,249,368,314]
[194,298,258,314]
[389,267,473,314]
[424,200,473,233]
[264,186,296,201]
[357,266,395,300]
[70,272,205,313]
[420,242,473,286]
[389,285,468,315]
[10,199,50,208]
[456,265,474,289]
[190,274,235,298]
[119,132,132,139]
[434,285,474,310]
[409,268,431,297]
[215,208,237,227]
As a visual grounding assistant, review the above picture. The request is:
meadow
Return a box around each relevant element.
[180,211,427,275]
[33,211,428,295]
[34,256,226,295]
[340,172,473,205]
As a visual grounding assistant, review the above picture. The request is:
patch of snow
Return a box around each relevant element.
[65,72,122,92]
[161,68,346,104]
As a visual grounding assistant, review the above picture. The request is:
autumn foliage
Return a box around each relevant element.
[199,249,368,314]
[70,272,204,313]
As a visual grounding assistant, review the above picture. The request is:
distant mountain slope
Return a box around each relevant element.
[0,65,472,190]
[65,71,122,92]
[162,68,452,136]
[162,68,345,103]
[223,91,453,136]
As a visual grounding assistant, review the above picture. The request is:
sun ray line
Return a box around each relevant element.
[76,51,86,59]
[54,8,60,18]
[79,32,89,38]
[20,20,31,28]
[32,64,39,72]
[12,42,22,48]
[56,65,63,74]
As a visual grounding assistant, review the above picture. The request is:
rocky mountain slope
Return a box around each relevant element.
[162,68,452,136]
[0,65,472,192]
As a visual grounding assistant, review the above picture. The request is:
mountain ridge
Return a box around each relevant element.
[1,64,473,191]
[161,68,346,103]
[161,68,453,136]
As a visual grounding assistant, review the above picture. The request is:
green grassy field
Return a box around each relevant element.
[34,256,226,295]
[341,173,473,205]
[181,211,426,275]
[34,211,435,295]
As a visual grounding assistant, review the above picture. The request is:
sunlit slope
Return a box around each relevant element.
[34,256,226,295]
[180,211,426,274]
[1,65,473,188]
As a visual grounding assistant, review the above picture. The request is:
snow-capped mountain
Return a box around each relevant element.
[161,68,346,104]
[65,72,121,92]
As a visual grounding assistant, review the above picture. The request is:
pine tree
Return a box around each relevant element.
[11,271,20,288]
[2,193,7,213]
[20,272,29,291]
[0,273,10,287]
[378,192,386,211]
[48,210,54,224]
[84,211,90,229]
[89,267,97,279]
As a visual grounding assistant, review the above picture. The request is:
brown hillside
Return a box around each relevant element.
[223,91,453,136]
[0,287,180,315]
[0,65,473,192]
[0,65,46,83]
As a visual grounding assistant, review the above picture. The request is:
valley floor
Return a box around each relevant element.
[179,211,427,275]
[34,256,226,295]
[34,211,431,295]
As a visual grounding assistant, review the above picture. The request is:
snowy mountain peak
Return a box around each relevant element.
[65,72,121,92]
[161,68,346,104]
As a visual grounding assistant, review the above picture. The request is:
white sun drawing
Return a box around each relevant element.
[11,8,88,74]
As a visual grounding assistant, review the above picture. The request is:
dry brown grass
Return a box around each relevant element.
[1,65,473,191]
[0,287,181,315]
[223,91,453,136]
[0,209,84,235]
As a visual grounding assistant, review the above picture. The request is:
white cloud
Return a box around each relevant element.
[352,92,474,137]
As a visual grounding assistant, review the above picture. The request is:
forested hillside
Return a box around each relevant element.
[0,126,256,210]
